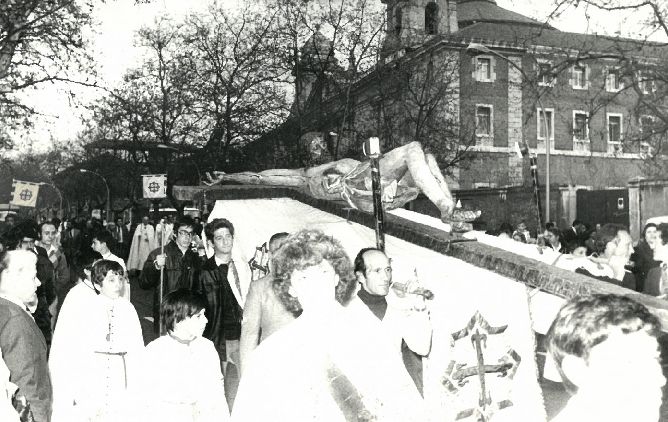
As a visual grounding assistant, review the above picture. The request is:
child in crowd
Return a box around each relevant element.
[546,294,665,422]
[136,289,229,422]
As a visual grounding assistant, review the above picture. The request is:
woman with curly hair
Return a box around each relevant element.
[232,229,425,422]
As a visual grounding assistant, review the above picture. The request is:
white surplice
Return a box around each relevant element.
[127,224,156,271]
[134,335,230,422]
[49,284,144,422]
[232,305,426,422]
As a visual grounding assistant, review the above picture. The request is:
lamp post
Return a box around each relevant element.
[80,169,111,222]
[156,144,202,184]
[38,182,63,219]
[466,42,550,228]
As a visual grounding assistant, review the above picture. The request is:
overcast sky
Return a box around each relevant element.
[17,0,664,153]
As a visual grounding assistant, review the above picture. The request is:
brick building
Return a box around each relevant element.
[252,0,668,230]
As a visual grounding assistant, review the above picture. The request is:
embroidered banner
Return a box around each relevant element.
[10,179,40,207]
[142,174,167,199]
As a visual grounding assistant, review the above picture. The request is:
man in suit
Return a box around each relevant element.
[0,250,53,422]
[36,221,71,317]
[6,222,56,349]
[111,217,130,260]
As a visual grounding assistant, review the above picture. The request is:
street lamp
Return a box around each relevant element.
[466,42,550,227]
[79,169,111,223]
[156,144,202,184]
[38,182,63,219]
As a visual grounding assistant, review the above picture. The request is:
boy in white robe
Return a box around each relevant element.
[49,259,144,422]
[135,289,229,422]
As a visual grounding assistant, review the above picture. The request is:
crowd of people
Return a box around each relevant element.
[0,211,665,422]
[484,219,668,297]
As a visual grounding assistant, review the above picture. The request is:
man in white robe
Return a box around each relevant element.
[127,216,156,273]
[49,261,144,422]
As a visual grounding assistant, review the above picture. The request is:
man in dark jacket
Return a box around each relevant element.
[197,218,246,409]
[139,216,202,334]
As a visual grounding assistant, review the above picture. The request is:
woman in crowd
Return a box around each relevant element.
[233,229,424,422]
[134,289,229,422]
[577,224,636,290]
[632,223,660,293]
[643,224,668,297]
[49,260,144,422]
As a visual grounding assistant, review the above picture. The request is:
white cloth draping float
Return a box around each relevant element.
[208,198,547,422]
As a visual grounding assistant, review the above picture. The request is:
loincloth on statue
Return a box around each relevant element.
[308,162,419,213]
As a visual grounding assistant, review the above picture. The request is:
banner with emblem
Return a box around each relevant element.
[142,174,167,199]
[10,179,40,207]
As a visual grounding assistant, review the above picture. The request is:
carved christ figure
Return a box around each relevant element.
[206,141,479,225]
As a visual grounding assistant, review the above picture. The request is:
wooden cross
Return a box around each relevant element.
[444,311,521,421]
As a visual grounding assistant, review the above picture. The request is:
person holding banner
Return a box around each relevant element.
[139,216,202,334]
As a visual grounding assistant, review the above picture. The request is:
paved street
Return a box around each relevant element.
[128,276,158,345]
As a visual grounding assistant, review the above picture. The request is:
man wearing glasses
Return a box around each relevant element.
[140,216,203,334]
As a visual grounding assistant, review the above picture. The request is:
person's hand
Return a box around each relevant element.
[154,254,166,269]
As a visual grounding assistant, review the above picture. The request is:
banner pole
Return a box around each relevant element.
[158,220,165,335]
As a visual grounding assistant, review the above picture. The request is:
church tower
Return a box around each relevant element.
[380,0,458,57]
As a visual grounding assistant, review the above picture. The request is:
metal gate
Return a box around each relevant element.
[576,189,629,227]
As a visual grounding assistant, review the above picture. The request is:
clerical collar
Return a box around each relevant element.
[357,287,387,321]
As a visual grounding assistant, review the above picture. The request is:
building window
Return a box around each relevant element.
[538,62,554,87]
[639,72,656,94]
[395,7,403,36]
[573,111,589,141]
[475,105,493,137]
[607,113,623,144]
[473,56,495,82]
[639,115,655,154]
[537,108,554,141]
[571,64,588,90]
[425,2,438,35]
[640,115,655,135]
[605,68,622,92]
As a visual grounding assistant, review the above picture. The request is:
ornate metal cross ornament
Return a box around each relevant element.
[443,311,521,421]
[148,181,161,193]
[19,189,32,201]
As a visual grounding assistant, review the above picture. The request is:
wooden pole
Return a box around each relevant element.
[365,137,385,251]
[158,220,165,335]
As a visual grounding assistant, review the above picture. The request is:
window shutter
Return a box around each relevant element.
[605,67,610,91]
[490,57,496,82]
[585,65,590,88]
[471,57,477,80]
